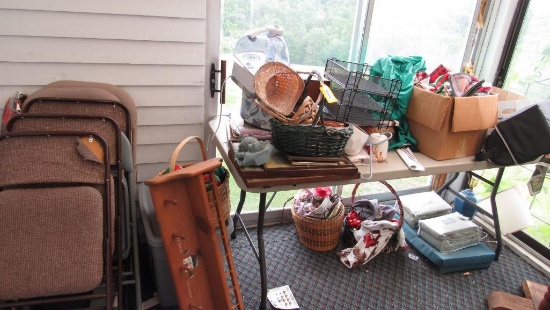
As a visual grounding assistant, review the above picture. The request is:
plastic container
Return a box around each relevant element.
[138,183,177,307]
[138,183,234,307]
[454,189,478,218]
[233,25,289,74]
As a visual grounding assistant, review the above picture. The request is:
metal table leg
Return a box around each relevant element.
[440,168,506,261]
[257,192,267,310]
[490,167,505,261]
[435,172,459,195]
[231,190,247,239]
[229,189,272,309]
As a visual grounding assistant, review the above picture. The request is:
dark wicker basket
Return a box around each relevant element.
[269,115,352,157]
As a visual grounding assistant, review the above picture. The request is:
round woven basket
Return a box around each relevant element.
[291,199,345,252]
[254,62,304,116]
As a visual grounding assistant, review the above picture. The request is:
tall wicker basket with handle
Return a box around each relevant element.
[159,136,231,225]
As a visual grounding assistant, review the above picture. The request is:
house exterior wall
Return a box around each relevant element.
[0,0,220,182]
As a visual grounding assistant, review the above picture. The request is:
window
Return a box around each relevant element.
[502,0,550,101]
[361,0,478,72]
[220,0,483,211]
[494,0,550,254]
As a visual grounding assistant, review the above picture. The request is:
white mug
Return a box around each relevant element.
[368,132,392,162]
[344,125,369,156]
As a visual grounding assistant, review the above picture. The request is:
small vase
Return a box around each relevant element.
[454,189,478,218]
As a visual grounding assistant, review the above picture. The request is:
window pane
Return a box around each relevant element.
[221,0,356,67]
[341,176,432,201]
[365,0,478,72]
[498,0,550,252]
[471,166,550,248]
[503,0,550,101]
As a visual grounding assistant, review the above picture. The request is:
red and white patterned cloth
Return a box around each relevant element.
[338,220,407,269]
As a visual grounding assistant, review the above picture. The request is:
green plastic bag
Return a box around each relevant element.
[371,55,426,150]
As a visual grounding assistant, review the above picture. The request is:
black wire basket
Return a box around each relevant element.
[323,58,401,130]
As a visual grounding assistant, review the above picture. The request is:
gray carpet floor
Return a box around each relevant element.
[229,223,548,310]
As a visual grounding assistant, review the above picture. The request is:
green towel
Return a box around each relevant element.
[371,55,426,150]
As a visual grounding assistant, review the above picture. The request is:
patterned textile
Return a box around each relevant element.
[338,219,406,268]
[351,198,396,221]
[240,94,273,130]
[429,64,451,84]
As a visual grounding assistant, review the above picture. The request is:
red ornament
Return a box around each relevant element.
[312,187,332,199]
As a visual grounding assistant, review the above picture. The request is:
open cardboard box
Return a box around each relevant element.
[492,87,532,119]
[406,87,498,160]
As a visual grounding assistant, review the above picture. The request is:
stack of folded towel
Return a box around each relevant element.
[400,191,482,253]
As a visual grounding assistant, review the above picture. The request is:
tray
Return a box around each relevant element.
[229,143,359,179]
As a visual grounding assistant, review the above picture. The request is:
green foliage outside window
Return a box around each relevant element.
[222,0,355,67]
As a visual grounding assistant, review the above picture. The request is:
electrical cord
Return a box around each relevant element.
[207,74,235,152]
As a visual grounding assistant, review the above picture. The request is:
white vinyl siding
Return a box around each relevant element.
[0,1,219,182]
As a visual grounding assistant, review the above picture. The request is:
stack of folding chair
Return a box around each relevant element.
[0,81,140,309]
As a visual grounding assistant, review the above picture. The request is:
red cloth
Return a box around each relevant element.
[429,64,451,84]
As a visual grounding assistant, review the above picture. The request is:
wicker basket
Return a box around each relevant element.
[270,101,353,157]
[341,181,404,250]
[254,95,319,125]
[160,136,231,225]
[254,61,304,116]
[291,195,345,252]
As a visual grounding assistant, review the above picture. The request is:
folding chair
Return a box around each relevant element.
[0,132,114,309]
[20,82,141,307]
[5,115,125,285]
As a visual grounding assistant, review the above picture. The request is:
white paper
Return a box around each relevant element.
[267,285,299,309]
[396,148,425,171]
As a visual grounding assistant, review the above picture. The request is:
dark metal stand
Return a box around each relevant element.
[488,167,505,260]
[440,167,506,261]
[231,189,277,310]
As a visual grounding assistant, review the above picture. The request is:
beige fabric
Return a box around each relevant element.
[0,187,104,300]
[9,115,120,166]
[25,100,128,135]
[0,135,106,187]
[45,80,137,147]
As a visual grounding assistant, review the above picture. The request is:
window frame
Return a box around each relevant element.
[217,0,549,260]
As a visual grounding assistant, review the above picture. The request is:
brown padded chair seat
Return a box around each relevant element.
[45,80,137,166]
[0,133,116,253]
[21,86,128,137]
[0,134,106,187]
[0,186,105,300]
[7,114,121,166]
[46,80,137,142]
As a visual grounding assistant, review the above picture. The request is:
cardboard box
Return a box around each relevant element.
[406,87,498,160]
[492,87,531,119]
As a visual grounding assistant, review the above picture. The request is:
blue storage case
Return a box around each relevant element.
[403,221,495,273]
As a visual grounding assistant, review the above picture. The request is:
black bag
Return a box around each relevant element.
[475,104,550,166]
